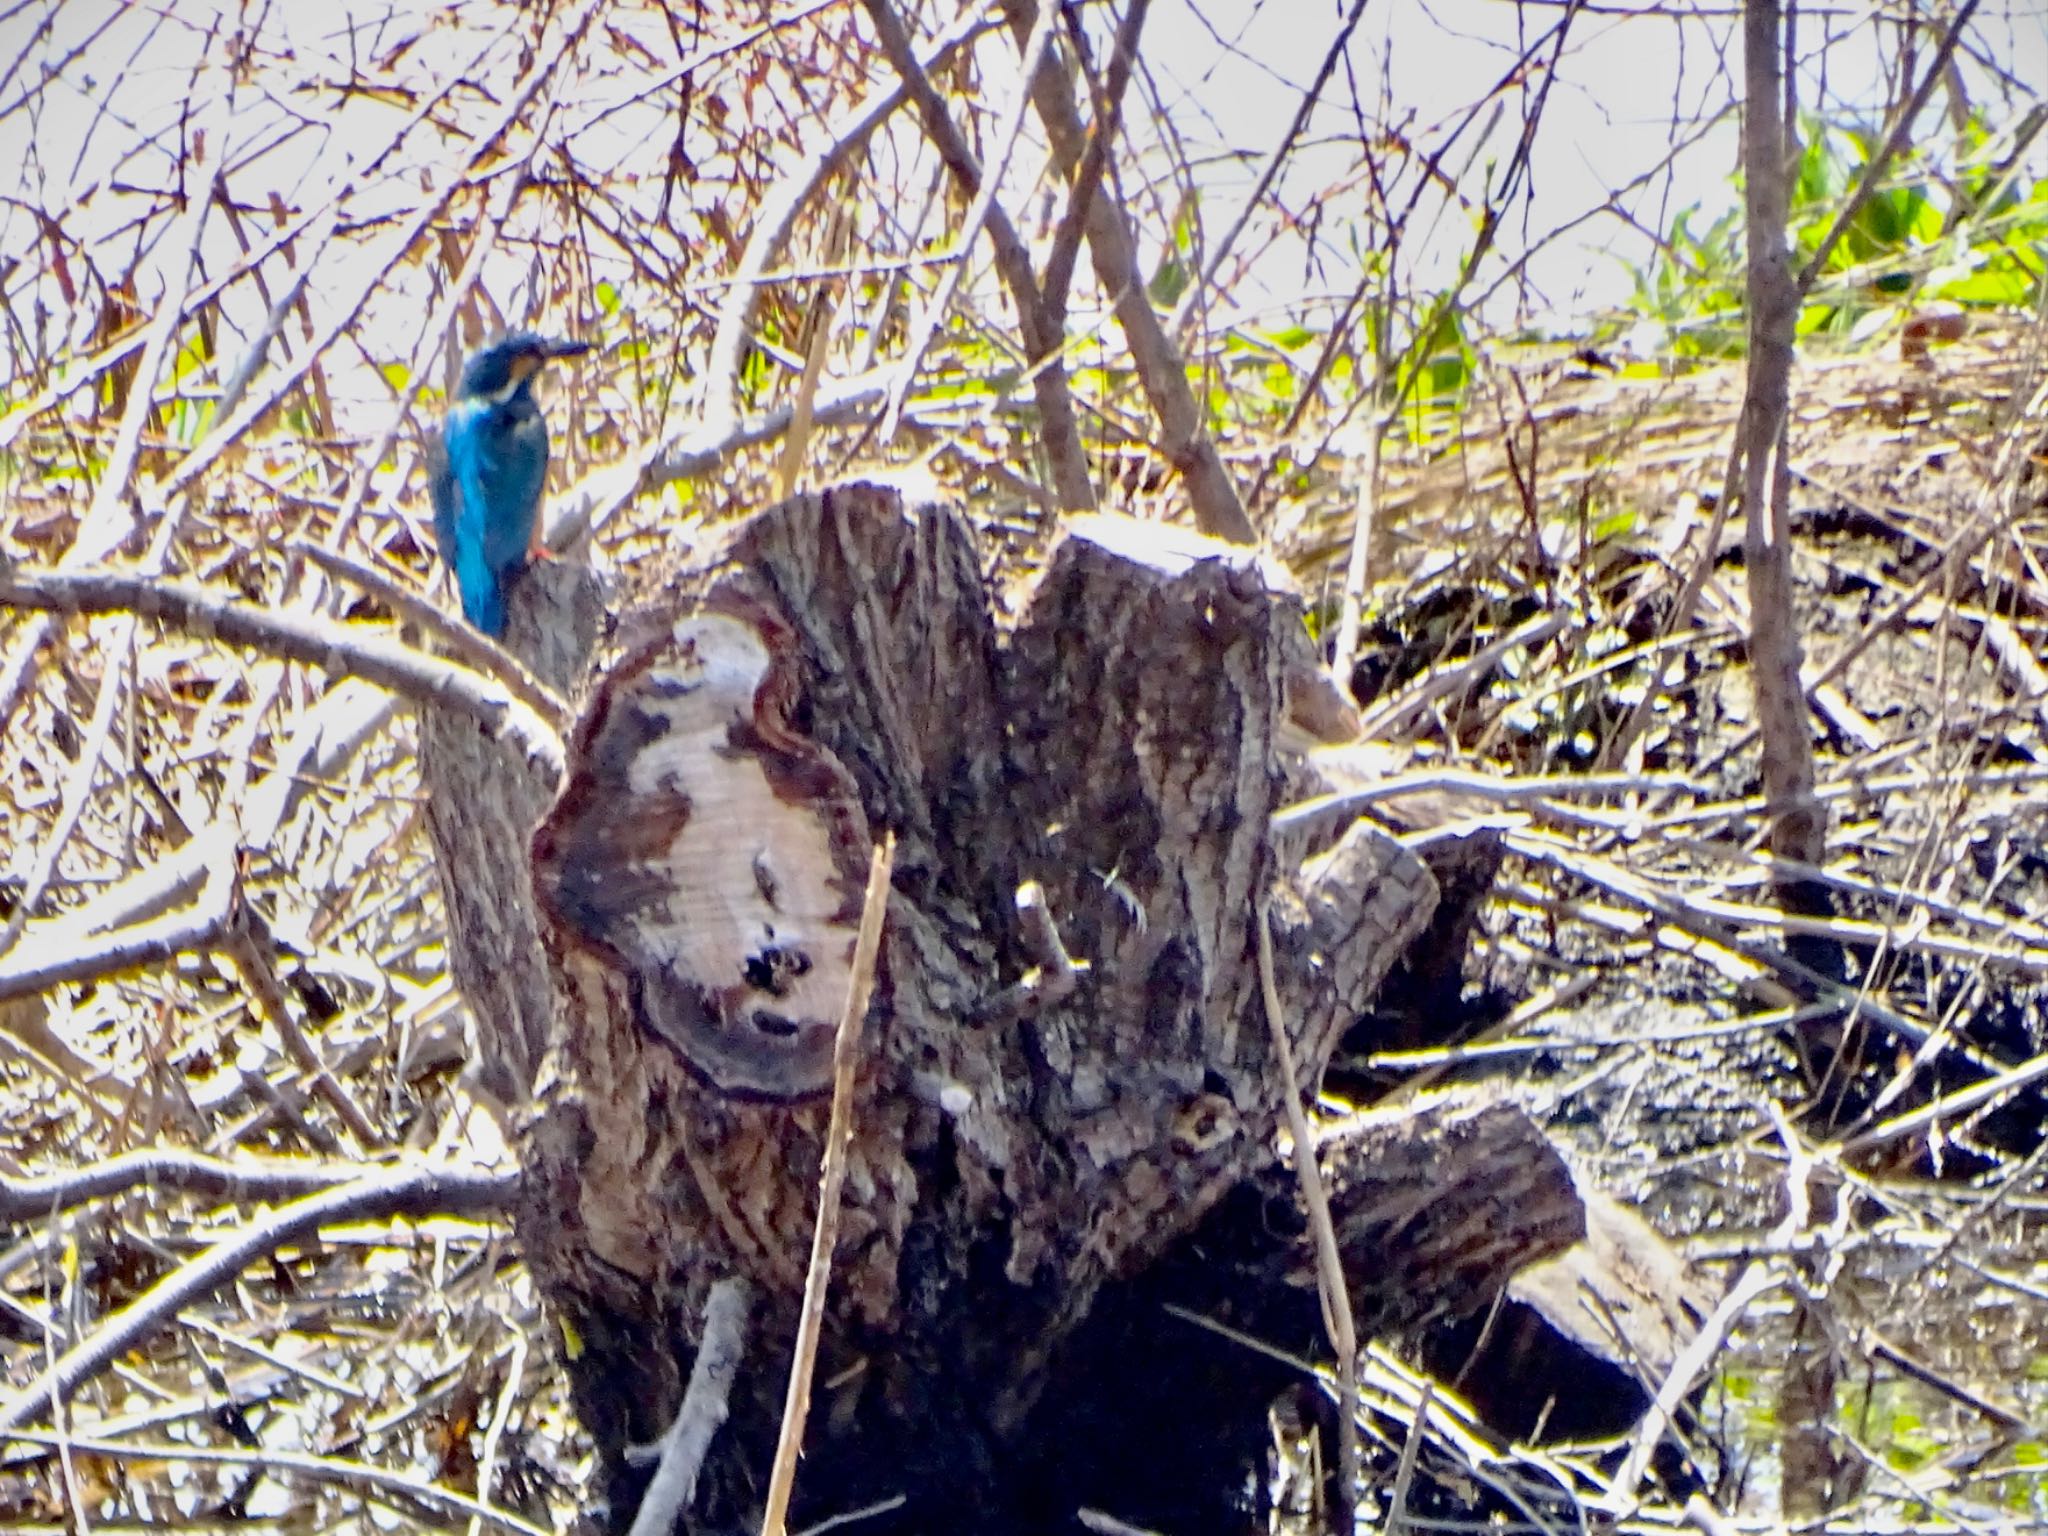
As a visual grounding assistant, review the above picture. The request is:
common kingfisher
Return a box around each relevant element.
[428,332,588,636]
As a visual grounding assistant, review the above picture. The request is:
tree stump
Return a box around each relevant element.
[423,483,1607,1531]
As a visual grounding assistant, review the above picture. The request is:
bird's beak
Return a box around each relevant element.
[540,337,591,362]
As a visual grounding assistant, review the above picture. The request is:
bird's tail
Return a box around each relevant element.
[456,551,509,637]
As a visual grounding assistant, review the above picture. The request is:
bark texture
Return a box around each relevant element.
[417,483,1685,1532]
[420,558,606,1108]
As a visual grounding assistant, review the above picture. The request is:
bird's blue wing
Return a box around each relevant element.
[443,399,512,635]
[435,381,553,637]
[477,403,549,578]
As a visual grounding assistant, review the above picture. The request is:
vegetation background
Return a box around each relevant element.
[0,0,2045,1531]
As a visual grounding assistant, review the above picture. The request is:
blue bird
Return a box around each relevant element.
[428,332,588,636]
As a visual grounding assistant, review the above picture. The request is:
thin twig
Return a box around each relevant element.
[1838,1050,2048,1160]
[3,1429,551,1536]
[1330,409,1389,688]
[1168,0,1372,338]
[0,865,238,999]
[1606,1262,1779,1510]
[760,835,896,1536]
[0,116,234,955]
[1351,609,1568,741]
[469,1331,529,1536]
[1330,1,1583,678]
[1497,833,1936,1044]
[74,158,224,566]
[1384,1379,1433,1536]
[1256,901,1358,1531]
[221,910,382,1147]
[777,194,855,499]
[0,616,132,957]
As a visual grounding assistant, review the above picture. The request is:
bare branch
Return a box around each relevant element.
[0,1163,519,1433]
[625,1278,753,1536]
[0,832,237,1000]
[858,0,1097,512]
[995,0,1253,541]
[293,538,571,728]
[0,1147,426,1224]
[0,568,566,773]
[1042,0,1149,322]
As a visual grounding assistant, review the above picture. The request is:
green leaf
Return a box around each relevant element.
[1148,249,1188,307]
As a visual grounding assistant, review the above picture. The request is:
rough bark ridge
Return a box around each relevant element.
[420,560,605,1108]
[492,483,1439,1526]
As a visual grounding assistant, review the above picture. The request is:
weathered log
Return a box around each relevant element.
[1424,1182,1717,1447]
[1014,1092,1589,1532]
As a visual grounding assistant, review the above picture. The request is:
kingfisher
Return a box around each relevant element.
[428,331,588,636]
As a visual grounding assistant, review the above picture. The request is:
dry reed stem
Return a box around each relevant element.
[1257,900,1358,1532]
[760,835,896,1536]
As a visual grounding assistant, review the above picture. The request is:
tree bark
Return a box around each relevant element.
[1738,2,1826,884]
[420,554,607,1108]
[419,483,1667,1531]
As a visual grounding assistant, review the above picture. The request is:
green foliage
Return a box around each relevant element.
[167,325,216,444]
[1210,326,1318,428]
[1622,108,2044,359]
[1146,193,1199,308]
[738,330,774,404]
[1628,205,1747,359]
[1402,305,1472,435]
